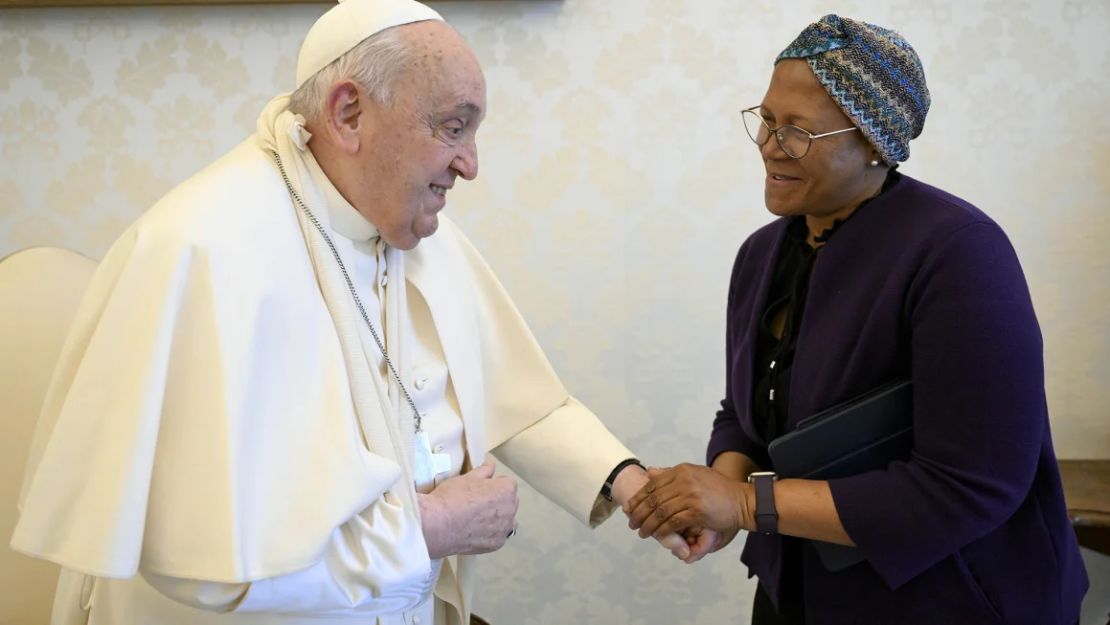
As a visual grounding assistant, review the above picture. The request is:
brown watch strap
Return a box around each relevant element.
[749,472,779,535]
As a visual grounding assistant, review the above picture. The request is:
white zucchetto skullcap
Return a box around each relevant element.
[295,0,444,88]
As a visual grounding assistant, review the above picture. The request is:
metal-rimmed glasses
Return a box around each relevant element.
[741,106,858,159]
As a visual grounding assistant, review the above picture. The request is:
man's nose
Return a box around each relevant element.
[451,139,479,181]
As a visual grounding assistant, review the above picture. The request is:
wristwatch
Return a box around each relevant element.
[601,458,645,502]
[747,471,779,535]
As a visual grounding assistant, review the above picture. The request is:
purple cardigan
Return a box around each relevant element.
[708,174,1088,624]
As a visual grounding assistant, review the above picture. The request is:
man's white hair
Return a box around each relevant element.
[289,25,416,123]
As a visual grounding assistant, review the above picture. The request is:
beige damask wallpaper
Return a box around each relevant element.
[1,0,1108,623]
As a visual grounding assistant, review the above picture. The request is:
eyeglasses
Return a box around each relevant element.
[741,106,858,159]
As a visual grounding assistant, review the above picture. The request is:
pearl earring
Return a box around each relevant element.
[870,159,881,167]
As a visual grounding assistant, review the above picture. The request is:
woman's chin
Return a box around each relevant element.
[765,200,798,218]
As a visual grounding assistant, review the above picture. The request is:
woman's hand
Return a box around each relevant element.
[624,463,754,542]
[611,463,692,560]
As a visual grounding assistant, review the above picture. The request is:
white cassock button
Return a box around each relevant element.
[433,444,444,453]
[414,378,427,390]
[412,617,421,625]
[379,274,388,288]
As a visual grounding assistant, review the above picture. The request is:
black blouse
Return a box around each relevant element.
[752,171,902,446]
[750,171,901,619]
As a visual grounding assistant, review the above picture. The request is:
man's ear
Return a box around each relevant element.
[324,80,363,154]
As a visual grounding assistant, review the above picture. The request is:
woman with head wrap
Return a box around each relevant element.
[626,15,1088,625]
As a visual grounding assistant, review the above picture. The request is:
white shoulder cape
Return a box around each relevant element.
[11,139,568,584]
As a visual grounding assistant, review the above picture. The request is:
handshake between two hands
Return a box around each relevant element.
[617,463,754,565]
[418,460,754,563]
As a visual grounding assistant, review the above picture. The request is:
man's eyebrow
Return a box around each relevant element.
[445,102,483,120]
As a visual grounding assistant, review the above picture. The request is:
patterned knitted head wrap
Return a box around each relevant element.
[776,14,930,164]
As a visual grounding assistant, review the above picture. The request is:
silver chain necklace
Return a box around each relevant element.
[270,149,423,433]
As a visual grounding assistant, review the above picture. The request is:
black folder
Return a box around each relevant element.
[767,379,913,571]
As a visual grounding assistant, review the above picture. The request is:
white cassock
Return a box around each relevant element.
[10,95,635,625]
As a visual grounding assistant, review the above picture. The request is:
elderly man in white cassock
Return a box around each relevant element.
[9,0,688,623]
